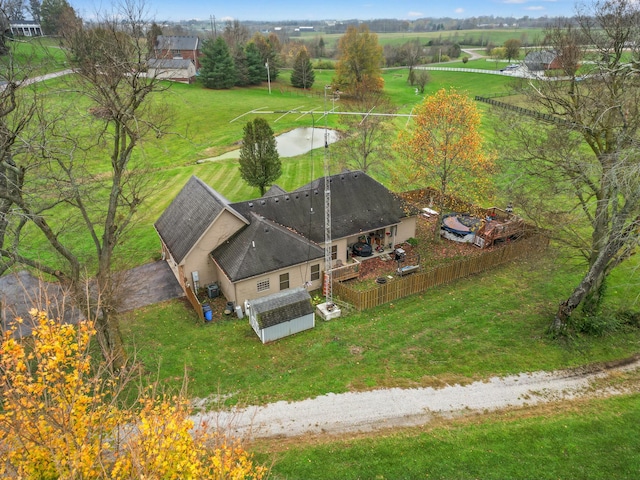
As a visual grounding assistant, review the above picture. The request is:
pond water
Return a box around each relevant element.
[205,127,340,161]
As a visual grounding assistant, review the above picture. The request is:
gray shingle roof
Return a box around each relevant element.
[263,184,287,197]
[211,213,324,282]
[249,287,313,328]
[155,35,200,51]
[524,50,557,70]
[148,58,195,69]
[155,176,239,264]
[230,171,407,243]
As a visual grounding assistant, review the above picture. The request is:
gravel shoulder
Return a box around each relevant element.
[197,356,640,441]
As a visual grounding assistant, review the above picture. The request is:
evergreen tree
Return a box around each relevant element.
[40,0,76,35]
[234,47,249,86]
[291,47,315,89]
[238,118,281,196]
[199,37,236,90]
[246,42,267,85]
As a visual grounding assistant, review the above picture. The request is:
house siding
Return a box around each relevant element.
[182,210,246,289]
[224,262,324,305]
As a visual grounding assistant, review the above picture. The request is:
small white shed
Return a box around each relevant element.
[245,287,315,344]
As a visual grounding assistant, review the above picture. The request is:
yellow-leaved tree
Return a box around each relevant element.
[0,310,267,479]
[333,24,384,98]
[395,88,496,236]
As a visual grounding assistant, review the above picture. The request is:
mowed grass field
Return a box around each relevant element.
[34,66,514,268]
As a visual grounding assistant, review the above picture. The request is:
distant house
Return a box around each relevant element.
[246,287,315,343]
[524,50,561,71]
[154,35,201,69]
[10,20,42,37]
[147,58,196,84]
[154,171,417,305]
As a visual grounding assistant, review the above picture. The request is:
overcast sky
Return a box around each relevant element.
[72,0,578,22]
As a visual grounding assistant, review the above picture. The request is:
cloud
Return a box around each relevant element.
[455,7,465,13]
[525,6,545,10]
[503,0,526,3]
[407,11,424,17]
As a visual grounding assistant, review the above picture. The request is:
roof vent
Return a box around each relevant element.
[285,195,290,201]
[260,200,266,205]
[274,198,279,203]
[314,189,318,195]
[248,202,253,207]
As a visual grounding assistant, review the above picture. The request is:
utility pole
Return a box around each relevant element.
[210,15,217,39]
[265,61,271,94]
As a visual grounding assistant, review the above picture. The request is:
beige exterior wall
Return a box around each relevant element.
[148,64,196,83]
[182,210,246,289]
[396,217,417,244]
[224,260,325,305]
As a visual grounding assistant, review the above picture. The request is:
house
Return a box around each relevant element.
[154,35,201,69]
[154,171,417,306]
[10,20,42,37]
[147,58,196,84]
[524,50,562,71]
[245,287,315,343]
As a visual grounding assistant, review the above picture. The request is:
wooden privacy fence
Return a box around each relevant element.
[184,285,205,322]
[332,234,548,311]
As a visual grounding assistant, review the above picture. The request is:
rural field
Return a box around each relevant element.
[9,32,640,479]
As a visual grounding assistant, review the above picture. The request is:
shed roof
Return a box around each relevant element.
[155,35,200,51]
[155,176,245,264]
[231,170,407,243]
[211,213,324,282]
[249,287,313,329]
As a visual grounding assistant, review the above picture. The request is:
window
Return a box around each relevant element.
[279,273,290,290]
[257,279,270,292]
[331,245,338,260]
[310,264,320,281]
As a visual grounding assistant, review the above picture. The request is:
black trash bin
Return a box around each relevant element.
[207,283,219,299]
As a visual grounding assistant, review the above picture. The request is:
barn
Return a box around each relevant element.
[245,287,314,343]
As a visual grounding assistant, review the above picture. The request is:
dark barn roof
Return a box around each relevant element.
[148,58,195,69]
[249,287,314,329]
[155,176,243,264]
[230,171,407,243]
[155,35,200,51]
[211,213,324,282]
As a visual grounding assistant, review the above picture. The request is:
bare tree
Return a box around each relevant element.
[0,0,171,368]
[333,91,397,177]
[494,0,640,333]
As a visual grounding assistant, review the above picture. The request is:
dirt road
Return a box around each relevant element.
[197,357,640,440]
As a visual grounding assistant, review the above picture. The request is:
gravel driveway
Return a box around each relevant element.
[198,357,640,440]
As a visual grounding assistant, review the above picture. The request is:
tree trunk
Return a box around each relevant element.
[551,244,610,333]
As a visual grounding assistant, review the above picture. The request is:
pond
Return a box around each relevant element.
[204,127,340,161]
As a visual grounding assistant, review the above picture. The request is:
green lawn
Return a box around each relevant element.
[256,393,640,479]
[120,250,640,406]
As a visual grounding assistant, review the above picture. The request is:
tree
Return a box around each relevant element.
[333,24,384,98]
[0,310,267,479]
[493,0,640,332]
[0,1,172,369]
[333,91,397,177]
[145,21,162,58]
[222,19,250,56]
[503,38,521,62]
[402,38,424,85]
[251,32,279,81]
[395,88,495,238]
[413,69,430,94]
[40,0,76,35]
[291,46,315,89]
[27,0,40,22]
[199,36,236,89]
[245,41,267,85]
[3,0,25,22]
[238,118,281,196]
